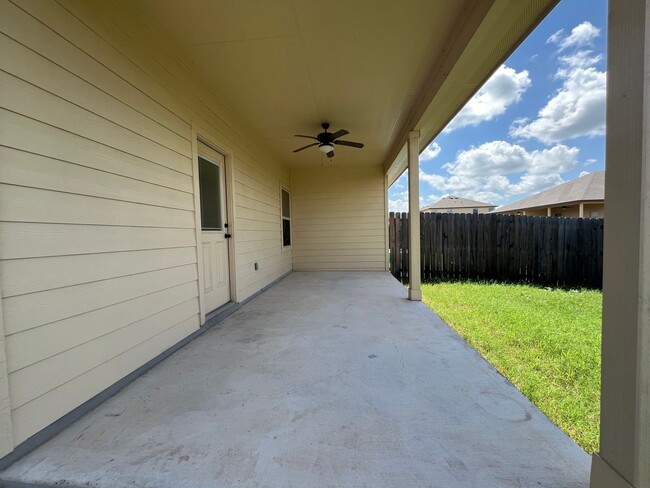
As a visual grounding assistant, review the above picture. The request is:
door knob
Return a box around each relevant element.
[224,233,232,239]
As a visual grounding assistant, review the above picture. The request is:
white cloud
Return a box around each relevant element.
[419,170,446,189]
[444,65,531,132]
[388,190,409,212]
[557,50,603,72]
[547,29,564,45]
[388,189,431,212]
[580,171,590,177]
[509,48,605,144]
[420,141,441,161]
[419,140,579,204]
[441,140,579,177]
[548,21,600,52]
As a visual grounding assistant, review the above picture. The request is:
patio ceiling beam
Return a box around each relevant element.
[590,1,650,486]
[407,130,422,301]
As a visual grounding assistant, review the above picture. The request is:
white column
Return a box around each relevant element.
[579,203,585,218]
[547,207,552,217]
[384,174,390,272]
[590,1,650,487]
[407,131,421,301]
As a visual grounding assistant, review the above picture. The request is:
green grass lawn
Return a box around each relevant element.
[421,281,602,453]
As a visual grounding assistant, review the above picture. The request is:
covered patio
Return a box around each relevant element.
[1,0,649,485]
[0,272,589,488]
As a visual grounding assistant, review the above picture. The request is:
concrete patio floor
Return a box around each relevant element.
[0,271,590,488]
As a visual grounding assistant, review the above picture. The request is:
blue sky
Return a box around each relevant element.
[389,0,608,211]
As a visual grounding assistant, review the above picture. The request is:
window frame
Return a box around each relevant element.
[280,186,292,249]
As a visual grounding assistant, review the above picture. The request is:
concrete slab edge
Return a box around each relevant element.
[589,453,634,488]
[0,271,292,479]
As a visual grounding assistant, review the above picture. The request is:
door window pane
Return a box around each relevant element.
[199,156,222,230]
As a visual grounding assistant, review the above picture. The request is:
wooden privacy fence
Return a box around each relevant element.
[388,212,604,288]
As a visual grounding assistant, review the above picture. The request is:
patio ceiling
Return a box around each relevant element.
[131,0,558,172]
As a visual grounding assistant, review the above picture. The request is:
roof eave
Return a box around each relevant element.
[384,0,559,185]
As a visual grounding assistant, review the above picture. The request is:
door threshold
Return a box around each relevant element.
[204,301,238,326]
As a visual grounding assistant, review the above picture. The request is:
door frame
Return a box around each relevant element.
[190,123,237,325]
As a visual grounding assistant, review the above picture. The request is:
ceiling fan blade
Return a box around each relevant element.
[326,150,335,158]
[330,129,349,140]
[334,140,364,149]
[293,142,319,153]
[294,134,319,140]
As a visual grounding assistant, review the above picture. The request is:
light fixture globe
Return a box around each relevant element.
[319,144,334,153]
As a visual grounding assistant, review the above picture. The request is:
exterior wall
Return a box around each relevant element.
[291,166,386,270]
[498,202,605,218]
[584,203,605,218]
[549,205,580,218]
[423,206,493,214]
[0,0,290,450]
[521,208,551,217]
[233,156,292,301]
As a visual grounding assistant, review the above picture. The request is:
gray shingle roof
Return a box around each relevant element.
[494,171,605,213]
[421,195,496,211]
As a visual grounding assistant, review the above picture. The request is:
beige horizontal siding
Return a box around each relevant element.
[1,112,193,193]
[0,0,291,448]
[291,166,386,271]
[0,71,192,175]
[233,156,292,301]
[11,314,200,445]
[0,184,195,228]
[3,265,198,335]
[0,223,196,259]
[1,248,197,297]
[0,1,190,137]
[7,283,200,373]
[9,298,199,409]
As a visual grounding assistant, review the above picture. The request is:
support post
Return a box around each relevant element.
[407,131,421,301]
[547,207,552,217]
[590,1,650,486]
[579,203,585,218]
[384,174,390,272]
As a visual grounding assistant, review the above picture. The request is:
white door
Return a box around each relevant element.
[198,142,231,313]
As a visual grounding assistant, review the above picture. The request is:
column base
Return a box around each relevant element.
[590,453,634,488]
[408,288,422,301]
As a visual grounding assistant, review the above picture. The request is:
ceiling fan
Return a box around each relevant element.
[293,123,364,158]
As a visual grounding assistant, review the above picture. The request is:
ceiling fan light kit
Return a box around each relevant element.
[293,122,364,159]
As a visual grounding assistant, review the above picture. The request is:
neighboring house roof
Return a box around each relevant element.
[494,171,605,213]
[421,195,496,211]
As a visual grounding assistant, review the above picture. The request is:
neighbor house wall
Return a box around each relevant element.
[584,203,605,218]
[500,203,605,218]
[423,207,493,214]
[0,0,290,451]
[291,166,386,270]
